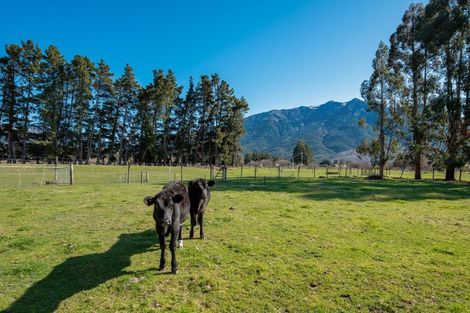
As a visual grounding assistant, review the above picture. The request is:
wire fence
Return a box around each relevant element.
[0,164,469,189]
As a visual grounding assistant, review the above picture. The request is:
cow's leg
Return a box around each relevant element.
[178,226,183,248]
[170,230,178,274]
[189,212,196,239]
[198,212,204,239]
[157,231,166,271]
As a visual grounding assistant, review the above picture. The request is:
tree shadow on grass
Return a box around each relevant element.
[2,230,156,313]
[214,177,470,202]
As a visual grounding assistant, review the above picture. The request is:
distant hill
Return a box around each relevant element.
[241,98,376,161]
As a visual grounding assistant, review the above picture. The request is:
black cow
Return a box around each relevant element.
[187,178,215,239]
[144,182,190,274]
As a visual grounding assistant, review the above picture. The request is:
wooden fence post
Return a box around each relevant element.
[140,171,143,185]
[127,163,131,184]
[180,164,183,181]
[240,166,243,180]
[278,166,281,179]
[54,162,58,184]
[297,165,300,178]
[254,165,257,179]
[313,166,316,178]
[69,163,74,185]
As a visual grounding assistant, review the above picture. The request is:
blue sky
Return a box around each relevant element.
[1,0,424,115]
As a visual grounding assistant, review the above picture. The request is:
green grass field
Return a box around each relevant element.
[0,166,469,312]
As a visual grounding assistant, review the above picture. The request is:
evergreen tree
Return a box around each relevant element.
[360,42,399,178]
[161,70,182,164]
[1,45,22,163]
[419,0,469,180]
[135,85,157,163]
[292,140,313,166]
[70,55,95,163]
[39,45,67,158]
[18,40,42,162]
[175,76,197,164]
[391,3,437,179]
[115,64,140,164]
[196,75,214,164]
[90,60,114,164]
[225,96,249,165]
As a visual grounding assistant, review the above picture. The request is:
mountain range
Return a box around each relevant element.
[241,98,376,161]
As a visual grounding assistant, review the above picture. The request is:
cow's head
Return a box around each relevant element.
[144,191,184,226]
[189,179,215,192]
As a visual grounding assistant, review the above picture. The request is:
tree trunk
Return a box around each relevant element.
[444,47,460,181]
[86,93,101,164]
[379,79,385,179]
[412,74,421,180]
[6,77,16,163]
[414,135,422,180]
[118,104,129,165]
[21,92,31,163]
[96,129,102,165]
[445,166,456,181]
[107,108,119,165]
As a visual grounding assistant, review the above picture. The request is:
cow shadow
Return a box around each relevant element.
[214,177,470,202]
[2,230,156,313]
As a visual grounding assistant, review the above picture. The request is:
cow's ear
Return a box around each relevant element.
[172,194,184,204]
[207,180,215,187]
[144,196,155,206]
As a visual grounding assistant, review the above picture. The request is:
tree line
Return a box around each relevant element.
[360,0,469,181]
[0,41,248,166]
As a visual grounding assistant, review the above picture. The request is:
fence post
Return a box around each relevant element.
[54,162,58,184]
[432,168,435,181]
[459,169,462,182]
[326,167,329,178]
[127,163,131,184]
[223,166,227,181]
[297,165,300,178]
[278,166,281,179]
[313,166,316,178]
[180,164,183,181]
[140,171,143,185]
[254,165,257,179]
[69,163,74,185]
[240,166,243,180]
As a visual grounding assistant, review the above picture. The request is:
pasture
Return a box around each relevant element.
[0,165,469,312]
